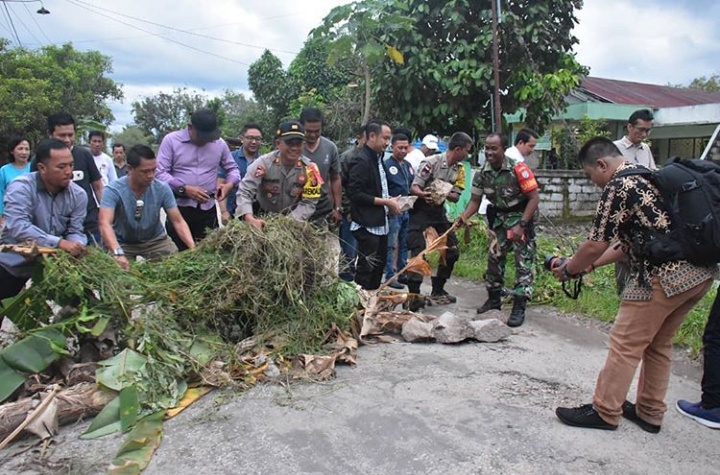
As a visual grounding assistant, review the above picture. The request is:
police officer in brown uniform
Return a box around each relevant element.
[407,132,473,310]
[236,121,322,230]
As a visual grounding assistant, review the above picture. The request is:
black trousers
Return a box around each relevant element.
[352,227,387,291]
[167,205,218,251]
[406,220,459,283]
[0,267,29,303]
[702,287,720,408]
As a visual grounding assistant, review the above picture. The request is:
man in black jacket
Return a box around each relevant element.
[347,120,401,290]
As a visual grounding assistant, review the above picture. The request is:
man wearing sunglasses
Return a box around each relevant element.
[236,121,321,230]
[99,145,195,270]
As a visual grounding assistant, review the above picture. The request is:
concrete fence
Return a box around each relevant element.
[534,170,601,218]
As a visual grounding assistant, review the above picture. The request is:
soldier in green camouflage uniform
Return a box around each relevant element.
[407,132,474,311]
[459,133,540,327]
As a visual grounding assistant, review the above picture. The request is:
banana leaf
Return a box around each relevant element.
[0,328,66,402]
[96,349,147,392]
[108,410,166,475]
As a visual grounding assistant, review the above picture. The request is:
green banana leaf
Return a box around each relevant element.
[81,394,122,439]
[96,349,147,392]
[108,410,166,475]
[0,328,66,402]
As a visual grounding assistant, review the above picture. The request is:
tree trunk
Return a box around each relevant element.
[0,384,113,441]
[362,60,371,125]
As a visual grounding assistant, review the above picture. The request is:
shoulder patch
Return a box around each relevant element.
[254,164,266,178]
[513,162,538,193]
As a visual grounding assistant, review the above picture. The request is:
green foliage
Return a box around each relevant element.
[364,0,586,135]
[0,328,67,402]
[131,87,206,144]
[248,50,293,127]
[0,39,122,154]
[219,89,273,139]
[551,115,612,169]
[686,74,720,92]
[111,125,154,149]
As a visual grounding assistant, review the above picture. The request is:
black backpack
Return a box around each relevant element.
[617,157,720,266]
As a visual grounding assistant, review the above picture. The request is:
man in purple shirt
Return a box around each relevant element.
[156,108,240,250]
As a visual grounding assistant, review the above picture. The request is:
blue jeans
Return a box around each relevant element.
[339,216,357,282]
[385,212,409,279]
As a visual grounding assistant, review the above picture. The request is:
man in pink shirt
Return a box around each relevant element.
[156,108,240,250]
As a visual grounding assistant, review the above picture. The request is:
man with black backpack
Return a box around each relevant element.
[550,137,716,433]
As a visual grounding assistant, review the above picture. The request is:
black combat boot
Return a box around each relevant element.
[507,295,527,327]
[476,288,502,314]
[430,277,457,304]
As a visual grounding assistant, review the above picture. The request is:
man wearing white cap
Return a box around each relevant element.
[406,134,439,171]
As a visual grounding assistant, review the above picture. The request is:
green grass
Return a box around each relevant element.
[453,220,714,357]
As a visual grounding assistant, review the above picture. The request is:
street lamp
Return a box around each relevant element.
[37,4,50,15]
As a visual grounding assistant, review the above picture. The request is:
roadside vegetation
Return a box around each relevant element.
[455,218,715,357]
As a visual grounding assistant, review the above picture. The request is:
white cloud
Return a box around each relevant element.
[574,0,720,85]
[5,0,720,131]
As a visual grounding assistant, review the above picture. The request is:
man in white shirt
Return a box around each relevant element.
[506,128,538,163]
[89,130,118,186]
[613,109,656,169]
[405,134,439,171]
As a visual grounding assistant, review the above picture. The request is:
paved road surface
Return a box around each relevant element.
[2,279,717,475]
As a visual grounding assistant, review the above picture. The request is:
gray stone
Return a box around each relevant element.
[432,311,472,344]
[472,309,508,325]
[468,319,512,343]
[401,318,435,343]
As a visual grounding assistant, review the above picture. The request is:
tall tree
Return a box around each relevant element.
[218,90,271,139]
[248,50,293,126]
[325,0,587,136]
[131,88,206,144]
[111,125,154,149]
[312,1,411,125]
[0,39,122,152]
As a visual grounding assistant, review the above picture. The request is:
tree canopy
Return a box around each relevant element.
[0,39,122,156]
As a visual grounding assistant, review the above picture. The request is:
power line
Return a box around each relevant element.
[68,0,300,55]
[1,1,22,46]
[63,0,252,66]
[22,2,51,44]
[6,2,43,46]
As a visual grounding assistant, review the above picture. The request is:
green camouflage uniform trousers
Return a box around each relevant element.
[474,156,536,299]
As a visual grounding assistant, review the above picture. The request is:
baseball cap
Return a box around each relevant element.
[190,108,220,141]
[275,120,306,141]
[421,134,439,150]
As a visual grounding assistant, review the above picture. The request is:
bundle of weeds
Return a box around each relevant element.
[7,216,358,410]
[137,217,355,352]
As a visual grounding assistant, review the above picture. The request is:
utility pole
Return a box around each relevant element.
[491,0,502,133]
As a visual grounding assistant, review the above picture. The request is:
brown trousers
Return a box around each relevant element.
[593,276,713,426]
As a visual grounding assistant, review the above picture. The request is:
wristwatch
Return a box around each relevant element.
[176,185,186,197]
[518,219,528,228]
[112,248,125,256]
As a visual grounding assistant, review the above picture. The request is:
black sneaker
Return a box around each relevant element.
[555,404,618,431]
[622,401,661,433]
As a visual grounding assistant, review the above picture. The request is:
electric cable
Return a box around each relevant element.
[1,1,22,46]
[22,2,51,44]
[63,0,251,66]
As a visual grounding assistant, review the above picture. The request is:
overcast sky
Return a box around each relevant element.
[1,0,718,131]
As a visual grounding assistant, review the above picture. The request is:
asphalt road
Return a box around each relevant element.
[2,279,717,475]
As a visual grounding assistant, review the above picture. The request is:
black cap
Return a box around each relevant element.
[275,120,306,141]
[190,108,220,141]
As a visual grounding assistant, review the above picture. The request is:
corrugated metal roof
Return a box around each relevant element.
[579,77,720,108]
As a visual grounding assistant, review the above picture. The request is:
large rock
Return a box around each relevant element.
[401,317,435,343]
[433,311,473,344]
[468,319,512,343]
[472,309,508,325]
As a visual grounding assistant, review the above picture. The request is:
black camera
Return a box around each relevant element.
[543,254,566,271]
